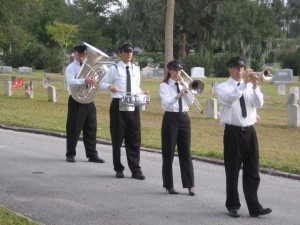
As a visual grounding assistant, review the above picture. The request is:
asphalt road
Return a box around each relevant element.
[0,128,300,225]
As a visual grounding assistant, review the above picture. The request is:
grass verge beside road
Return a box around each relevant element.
[0,70,300,174]
[0,205,39,225]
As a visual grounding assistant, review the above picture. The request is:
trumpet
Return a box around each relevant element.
[240,67,274,81]
[178,70,205,113]
[256,67,274,81]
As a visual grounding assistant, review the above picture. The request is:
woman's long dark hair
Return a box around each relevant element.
[162,71,171,83]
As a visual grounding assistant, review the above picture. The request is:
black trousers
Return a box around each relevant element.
[223,124,262,213]
[110,98,141,173]
[66,96,98,158]
[161,112,194,189]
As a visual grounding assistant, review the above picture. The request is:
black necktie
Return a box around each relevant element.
[238,83,247,118]
[126,66,131,95]
[80,62,83,66]
[175,82,182,112]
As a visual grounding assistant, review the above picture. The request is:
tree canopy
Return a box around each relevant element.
[0,0,299,73]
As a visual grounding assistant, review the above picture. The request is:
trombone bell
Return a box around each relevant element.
[189,80,205,95]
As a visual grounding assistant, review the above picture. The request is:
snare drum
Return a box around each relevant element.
[130,94,150,106]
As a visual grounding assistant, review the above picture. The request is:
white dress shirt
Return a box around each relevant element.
[216,77,264,126]
[65,59,86,95]
[100,61,142,98]
[159,78,194,112]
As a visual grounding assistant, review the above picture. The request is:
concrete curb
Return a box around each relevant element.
[1,124,299,181]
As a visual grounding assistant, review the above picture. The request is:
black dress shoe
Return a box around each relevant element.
[132,172,145,180]
[228,209,240,218]
[166,188,179,194]
[250,208,272,217]
[188,187,196,196]
[88,156,105,163]
[66,156,75,163]
[116,171,124,178]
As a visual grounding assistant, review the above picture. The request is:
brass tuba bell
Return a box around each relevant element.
[70,42,109,104]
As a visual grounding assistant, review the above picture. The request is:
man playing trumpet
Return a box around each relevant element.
[216,56,272,218]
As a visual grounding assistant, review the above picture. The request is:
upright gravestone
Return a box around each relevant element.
[18,67,33,74]
[278,83,286,95]
[43,74,52,88]
[273,69,293,84]
[63,78,69,91]
[210,81,219,95]
[287,93,300,127]
[10,76,16,82]
[151,68,165,78]
[47,86,57,102]
[191,67,206,78]
[290,86,299,100]
[206,98,218,119]
[25,83,33,99]
[4,81,12,96]
[0,66,13,73]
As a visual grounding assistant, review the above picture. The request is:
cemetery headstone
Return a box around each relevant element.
[287,104,300,127]
[191,67,206,78]
[25,82,33,99]
[273,69,293,84]
[0,66,13,73]
[18,67,33,74]
[287,93,298,105]
[206,98,218,119]
[151,68,165,78]
[290,86,299,100]
[47,86,57,102]
[43,74,52,88]
[278,83,286,95]
[4,81,12,96]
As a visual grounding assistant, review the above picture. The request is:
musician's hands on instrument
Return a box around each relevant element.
[85,77,97,86]
[143,89,150,95]
[176,88,187,100]
[241,69,260,89]
[109,84,118,92]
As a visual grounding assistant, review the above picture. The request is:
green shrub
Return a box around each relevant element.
[183,54,214,77]
[212,52,239,77]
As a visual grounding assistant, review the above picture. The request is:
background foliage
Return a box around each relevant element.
[0,0,300,76]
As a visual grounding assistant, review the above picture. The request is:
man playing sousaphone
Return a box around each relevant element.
[65,44,106,163]
[100,43,149,180]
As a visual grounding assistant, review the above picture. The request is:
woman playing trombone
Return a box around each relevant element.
[159,59,196,196]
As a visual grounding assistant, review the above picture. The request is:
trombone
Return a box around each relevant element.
[178,70,205,114]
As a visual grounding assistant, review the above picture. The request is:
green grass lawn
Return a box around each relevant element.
[0,205,39,225]
[0,70,300,174]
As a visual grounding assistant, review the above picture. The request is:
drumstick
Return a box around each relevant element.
[116,89,133,95]
[116,89,147,95]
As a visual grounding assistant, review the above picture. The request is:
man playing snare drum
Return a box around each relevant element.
[100,43,149,180]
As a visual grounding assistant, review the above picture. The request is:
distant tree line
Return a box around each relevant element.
[0,0,299,76]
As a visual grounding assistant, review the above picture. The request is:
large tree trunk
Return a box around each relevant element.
[164,0,175,76]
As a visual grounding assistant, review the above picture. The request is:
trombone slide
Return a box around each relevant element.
[179,70,205,114]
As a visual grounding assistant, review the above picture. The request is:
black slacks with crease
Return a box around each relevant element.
[110,98,141,173]
[161,112,194,189]
[66,96,98,158]
[224,124,262,213]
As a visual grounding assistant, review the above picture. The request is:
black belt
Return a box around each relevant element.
[165,111,188,115]
[225,124,252,131]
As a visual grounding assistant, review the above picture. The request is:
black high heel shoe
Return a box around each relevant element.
[166,188,179,195]
[188,187,195,196]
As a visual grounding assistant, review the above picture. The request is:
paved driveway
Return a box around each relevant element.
[0,128,299,225]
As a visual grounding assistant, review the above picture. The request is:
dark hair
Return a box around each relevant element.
[73,44,86,53]
[162,71,171,83]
